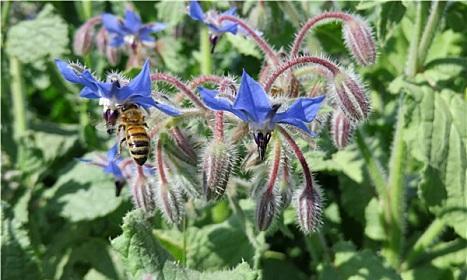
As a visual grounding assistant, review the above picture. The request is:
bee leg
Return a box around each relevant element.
[117,125,126,155]
[118,138,126,155]
[144,122,149,128]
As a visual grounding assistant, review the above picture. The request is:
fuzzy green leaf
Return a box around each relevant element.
[225,33,262,59]
[364,198,386,241]
[403,84,467,238]
[44,161,123,222]
[318,242,401,280]
[6,4,68,67]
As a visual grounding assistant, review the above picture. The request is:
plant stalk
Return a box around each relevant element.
[200,27,212,75]
[10,56,27,140]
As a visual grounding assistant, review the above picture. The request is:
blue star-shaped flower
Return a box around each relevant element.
[188,0,238,35]
[79,144,124,180]
[102,9,166,47]
[55,59,180,116]
[198,70,325,159]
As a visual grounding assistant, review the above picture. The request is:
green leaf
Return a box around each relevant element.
[378,1,407,42]
[364,198,386,241]
[403,84,467,238]
[155,1,186,27]
[112,210,258,279]
[6,4,68,67]
[44,160,123,222]
[225,33,262,59]
[155,210,256,271]
[1,199,42,280]
[319,242,401,280]
[157,37,187,73]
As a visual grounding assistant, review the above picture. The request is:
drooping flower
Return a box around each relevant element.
[101,9,166,48]
[198,70,325,159]
[188,0,238,35]
[55,59,180,117]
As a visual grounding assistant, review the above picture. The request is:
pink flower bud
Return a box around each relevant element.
[333,72,370,122]
[155,181,183,225]
[294,180,323,234]
[130,175,156,214]
[202,140,234,201]
[106,46,120,66]
[73,22,94,56]
[256,189,279,231]
[96,27,108,54]
[343,16,376,66]
[331,109,354,149]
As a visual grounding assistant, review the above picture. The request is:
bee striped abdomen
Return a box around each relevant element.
[126,125,150,165]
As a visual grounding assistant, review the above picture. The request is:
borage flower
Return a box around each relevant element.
[198,70,325,160]
[102,9,166,49]
[55,59,180,130]
[79,144,125,196]
[188,0,242,52]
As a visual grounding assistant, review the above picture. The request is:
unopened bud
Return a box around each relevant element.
[171,127,197,163]
[343,16,376,66]
[202,140,234,201]
[73,22,94,56]
[333,72,369,122]
[96,28,108,54]
[256,189,279,231]
[288,74,301,98]
[294,180,323,234]
[331,109,354,149]
[106,46,120,66]
[156,182,183,225]
[130,175,156,214]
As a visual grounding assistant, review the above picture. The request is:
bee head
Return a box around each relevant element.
[252,130,272,161]
[103,108,119,134]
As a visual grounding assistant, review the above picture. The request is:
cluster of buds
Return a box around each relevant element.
[72,7,166,67]
[58,1,376,233]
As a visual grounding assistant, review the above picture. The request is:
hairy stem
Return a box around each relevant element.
[354,129,387,196]
[218,15,279,64]
[405,2,428,77]
[10,56,27,140]
[156,140,168,185]
[384,98,406,268]
[214,112,224,141]
[264,56,340,92]
[278,127,313,189]
[417,1,447,70]
[200,27,212,75]
[151,73,207,110]
[267,139,282,193]
[290,11,352,58]
[403,219,445,269]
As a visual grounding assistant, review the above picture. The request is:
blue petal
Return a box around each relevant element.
[150,22,167,32]
[138,30,156,43]
[123,10,142,33]
[233,70,272,123]
[79,87,100,99]
[102,13,125,35]
[188,0,205,21]
[104,162,124,179]
[221,7,237,17]
[198,87,248,121]
[128,59,152,96]
[110,35,125,47]
[208,22,237,34]
[154,102,181,116]
[128,95,157,109]
[277,120,315,136]
[107,144,119,161]
[55,59,82,84]
[273,96,325,123]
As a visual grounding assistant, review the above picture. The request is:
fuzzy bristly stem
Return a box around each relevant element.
[403,218,445,269]
[290,11,352,58]
[151,73,207,110]
[10,56,27,141]
[200,27,212,75]
[267,139,282,193]
[188,75,225,89]
[214,112,224,141]
[278,127,313,189]
[156,140,168,185]
[405,2,428,77]
[384,98,406,268]
[263,56,340,93]
[218,15,279,64]
[417,1,447,71]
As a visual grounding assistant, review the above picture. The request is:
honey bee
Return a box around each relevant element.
[103,103,150,166]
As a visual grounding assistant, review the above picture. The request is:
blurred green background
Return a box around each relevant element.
[1,1,466,280]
